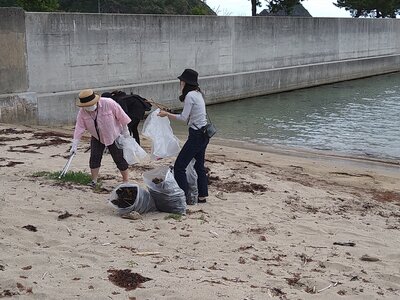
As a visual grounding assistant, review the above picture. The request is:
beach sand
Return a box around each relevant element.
[0,123,399,299]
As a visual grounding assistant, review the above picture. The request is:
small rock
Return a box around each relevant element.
[121,211,142,220]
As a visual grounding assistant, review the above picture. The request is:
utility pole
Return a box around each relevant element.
[98,0,101,13]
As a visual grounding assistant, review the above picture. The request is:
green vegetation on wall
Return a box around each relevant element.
[0,0,216,15]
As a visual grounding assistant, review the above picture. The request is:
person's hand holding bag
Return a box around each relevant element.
[121,125,130,138]
[157,110,169,118]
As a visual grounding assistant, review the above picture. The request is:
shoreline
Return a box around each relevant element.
[18,122,400,168]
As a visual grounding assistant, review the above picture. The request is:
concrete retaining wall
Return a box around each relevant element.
[1,8,400,125]
[0,8,28,95]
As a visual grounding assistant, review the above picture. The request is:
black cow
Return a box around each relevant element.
[102,91,152,145]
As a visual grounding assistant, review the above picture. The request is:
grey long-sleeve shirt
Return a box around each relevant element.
[174,91,207,129]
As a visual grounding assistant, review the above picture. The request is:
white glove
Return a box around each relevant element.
[70,139,79,155]
[121,125,130,138]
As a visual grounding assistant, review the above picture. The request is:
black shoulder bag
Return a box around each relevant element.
[194,114,217,139]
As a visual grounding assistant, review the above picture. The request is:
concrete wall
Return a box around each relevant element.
[1,9,400,124]
[0,8,28,94]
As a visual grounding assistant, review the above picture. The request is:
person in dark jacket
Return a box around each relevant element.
[101,91,151,145]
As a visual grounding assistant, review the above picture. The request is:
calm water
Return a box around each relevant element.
[172,72,400,161]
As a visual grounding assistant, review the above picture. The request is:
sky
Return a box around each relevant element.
[205,0,352,18]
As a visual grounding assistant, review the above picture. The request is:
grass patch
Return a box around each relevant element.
[32,171,93,185]
[164,213,183,221]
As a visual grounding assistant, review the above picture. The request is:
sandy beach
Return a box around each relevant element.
[0,122,399,300]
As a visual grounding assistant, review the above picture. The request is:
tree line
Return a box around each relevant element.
[1,0,399,18]
[250,0,400,18]
[0,0,215,15]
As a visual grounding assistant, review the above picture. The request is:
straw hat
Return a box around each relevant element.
[76,89,100,107]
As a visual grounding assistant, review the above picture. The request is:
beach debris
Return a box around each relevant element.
[317,282,339,293]
[0,128,33,135]
[329,172,374,178]
[212,181,267,193]
[269,288,287,298]
[259,235,267,241]
[215,191,227,200]
[285,273,301,286]
[135,252,160,256]
[41,272,48,280]
[360,254,380,262]
[209,230,219,238]
[372,190,400,203]
[65,225,72,236]
[350,276,359,281]
[22,225,37,232]
[305,286,316,294]
[333,242,356,247]
[111,186,137,208]
[21,266,32,270]
[16,282,32,294]
[58,211,72,220]
[237,159,264,168]
[107,269,152,291]
[237,245,257,251]
[200,279,226,285]
[121,211,142,220]
[0,289,20,297]
[164,213,182,221]
[8,147,39,154]
[296,253,313,265]
[238,257,246,264]
[221,276,247,283]
[207,175,220,185]
[0,161,24,167]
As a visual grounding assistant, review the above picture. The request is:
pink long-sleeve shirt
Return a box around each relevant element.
[73,97,131,146]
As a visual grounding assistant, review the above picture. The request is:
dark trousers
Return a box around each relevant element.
[128,119,141,145]
[89,137,128,171]
[174,127,209,199]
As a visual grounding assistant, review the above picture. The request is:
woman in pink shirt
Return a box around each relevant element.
[70,89,132,187]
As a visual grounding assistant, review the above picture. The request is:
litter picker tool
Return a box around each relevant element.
[58,152,76,178]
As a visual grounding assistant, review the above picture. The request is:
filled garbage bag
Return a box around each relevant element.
[108,183,157,215]
[143,166,186,214]
[186,159,198,205]
[141,108,181,159]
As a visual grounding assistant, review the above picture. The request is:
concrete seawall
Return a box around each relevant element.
[1,8,400,125]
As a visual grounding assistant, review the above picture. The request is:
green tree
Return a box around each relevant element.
[16,0,59,11]
[266,0,304,15]
[58,0,215,15]
[0,0,19,7]
[334,0,400,18]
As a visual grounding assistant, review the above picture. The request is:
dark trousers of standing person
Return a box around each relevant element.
[174,127,209,202]
[89,137,128,171]
[128,119,141,145]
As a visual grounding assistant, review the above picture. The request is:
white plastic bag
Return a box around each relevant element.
[108,183,157,215]
[142,108,181,159]
[116,135,148,165]
[143,166,186,214]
